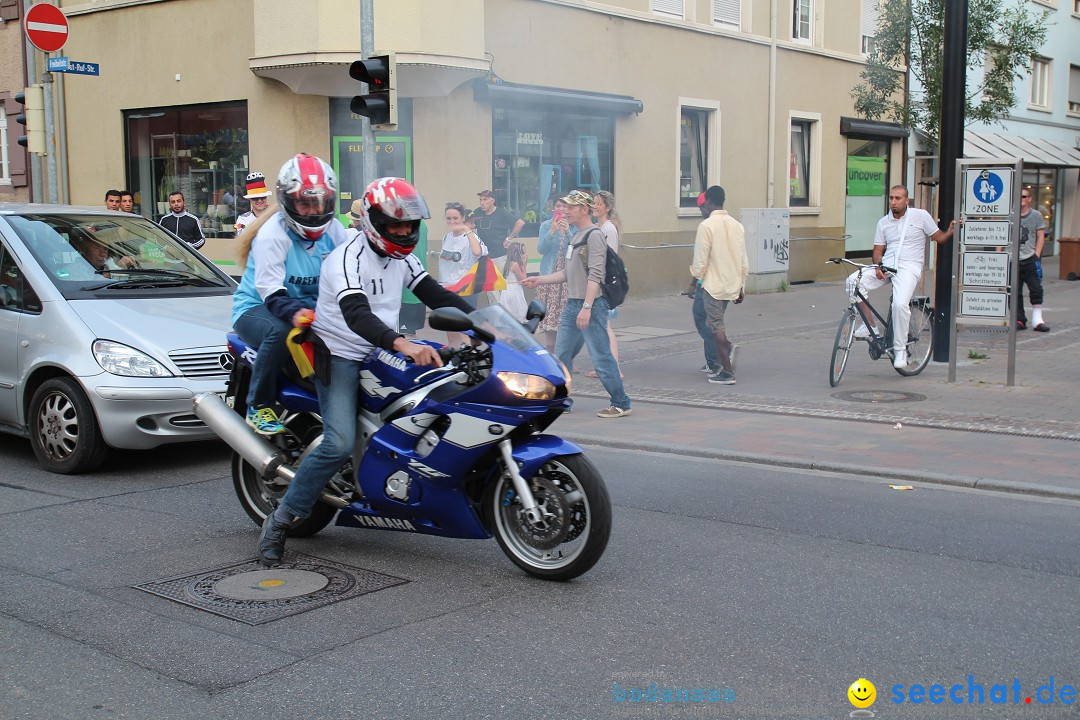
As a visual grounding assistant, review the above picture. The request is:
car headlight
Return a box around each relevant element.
[497,372,557,400]
[92,340,173,377]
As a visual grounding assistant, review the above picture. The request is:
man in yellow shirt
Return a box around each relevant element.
[690,185,748,385]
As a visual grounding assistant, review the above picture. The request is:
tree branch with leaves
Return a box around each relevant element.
[852,0,1049,150]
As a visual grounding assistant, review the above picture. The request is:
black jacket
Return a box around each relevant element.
[158,211,206,250]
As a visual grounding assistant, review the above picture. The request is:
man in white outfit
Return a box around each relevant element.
[848,185,955,368]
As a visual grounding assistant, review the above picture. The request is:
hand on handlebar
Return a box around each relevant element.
[393,338,444,367]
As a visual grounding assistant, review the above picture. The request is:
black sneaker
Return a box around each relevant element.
[258,512,292,567]
[708,370,736,385]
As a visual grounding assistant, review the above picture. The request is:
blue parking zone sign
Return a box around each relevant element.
[963,168,1012,216]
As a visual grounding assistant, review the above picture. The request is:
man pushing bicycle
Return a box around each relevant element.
[848,185,956,369]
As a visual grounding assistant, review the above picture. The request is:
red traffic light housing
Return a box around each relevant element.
[349,53,397,129]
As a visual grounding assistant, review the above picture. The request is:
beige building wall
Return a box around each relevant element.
[1,15,30,202]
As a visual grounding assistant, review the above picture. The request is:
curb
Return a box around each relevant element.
[562,433,1080,502]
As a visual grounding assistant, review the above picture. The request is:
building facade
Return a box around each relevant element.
[39,0,904,288]
[1,0,31,202]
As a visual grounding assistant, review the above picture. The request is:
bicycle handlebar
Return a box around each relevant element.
[826,257,896,274]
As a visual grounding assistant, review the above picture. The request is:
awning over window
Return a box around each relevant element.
[840,117,909,139]
[474,80,643,115]
[965,130,1080,168]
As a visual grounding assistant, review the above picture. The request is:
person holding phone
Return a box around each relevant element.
[534,199,572,354]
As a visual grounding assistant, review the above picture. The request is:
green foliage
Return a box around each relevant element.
[852,0,1049,149]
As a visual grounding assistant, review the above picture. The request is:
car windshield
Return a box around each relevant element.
[467,304,543,353]
[7,213,230,292]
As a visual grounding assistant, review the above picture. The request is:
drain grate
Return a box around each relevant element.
[134,553,408,625]
[831,390,926,404]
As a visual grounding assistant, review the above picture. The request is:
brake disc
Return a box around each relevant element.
[508,477,571,551]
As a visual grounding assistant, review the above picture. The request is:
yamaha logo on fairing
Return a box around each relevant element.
[355,515,417,532]
[408,459,449,478]
[376,350,407,371]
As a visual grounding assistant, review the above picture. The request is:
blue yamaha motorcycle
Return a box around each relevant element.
[193,303,611,581]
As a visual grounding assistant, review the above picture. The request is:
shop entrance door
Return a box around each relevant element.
[844,139,889,255]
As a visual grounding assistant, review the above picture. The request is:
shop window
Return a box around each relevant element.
[652,0,684,18]
[1022,168,1059,248]
[679,106,717,208]
[124,102,248,239]
[713,0,740,28]
[490,106,613,235]
[792,0,812,42]
[789,114,819,209]
[0,106,9,186]
[1068,64,1080,115]
[1029,56,1051,109]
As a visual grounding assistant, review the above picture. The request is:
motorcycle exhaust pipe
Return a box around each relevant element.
[193,393,293,481]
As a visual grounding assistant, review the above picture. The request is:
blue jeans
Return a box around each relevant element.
[233,304,293,408]
[692,285,719,369]
[280,355,362,519]
[556,297,630,410]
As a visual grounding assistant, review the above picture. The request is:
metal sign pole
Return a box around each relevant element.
[1006,162,1023,387]
[359,0,377,189]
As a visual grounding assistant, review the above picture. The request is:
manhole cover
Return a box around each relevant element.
[831,390,926,404]
[134,553,408,625]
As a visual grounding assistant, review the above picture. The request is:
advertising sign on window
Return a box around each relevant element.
[846,156,886,196]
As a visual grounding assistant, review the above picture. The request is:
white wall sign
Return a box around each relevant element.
[961,252,1009,287]
[962,168,1012,216]
[961,291,1008,317]
[961,220,1011,247]
[516,132,543,145]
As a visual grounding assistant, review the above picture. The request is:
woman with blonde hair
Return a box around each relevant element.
[588,190,622,378]
[534,199,572,354]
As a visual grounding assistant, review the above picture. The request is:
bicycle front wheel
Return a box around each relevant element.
[894,304,934,377]
[829,308,857,387]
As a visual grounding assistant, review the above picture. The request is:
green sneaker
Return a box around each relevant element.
[246,406,286,435]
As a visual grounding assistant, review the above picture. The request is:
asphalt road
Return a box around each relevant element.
[1,436,1077,720]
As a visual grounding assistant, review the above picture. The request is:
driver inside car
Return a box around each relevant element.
[256,177,474,567]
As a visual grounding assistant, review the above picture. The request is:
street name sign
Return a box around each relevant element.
[65,61,100,76]
[47,56,69,72]
[24,3,69,53]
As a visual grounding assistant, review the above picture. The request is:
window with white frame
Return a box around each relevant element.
[0,106,10,186]
[861,0,879,54]
[652,0,683,18]
[713,0,740,28]
[792,0,812,41]
[789,114,819,208]
[676,100,721,211]
[1029,56,1051,109]
[1069,64,1080,115]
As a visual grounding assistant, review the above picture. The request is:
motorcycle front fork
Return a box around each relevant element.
[497,439,543,525]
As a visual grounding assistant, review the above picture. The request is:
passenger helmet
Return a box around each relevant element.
[356,177,430,259]
[276,153,338,240]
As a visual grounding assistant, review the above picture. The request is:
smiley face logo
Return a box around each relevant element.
[848,678,876,709]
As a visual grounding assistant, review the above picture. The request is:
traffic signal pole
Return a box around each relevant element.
[41,69,59,204]
[932,0,968,362]
[358,0,377,189]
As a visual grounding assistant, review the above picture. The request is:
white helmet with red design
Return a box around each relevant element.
[276,153,338,240]
[356,177,430,258]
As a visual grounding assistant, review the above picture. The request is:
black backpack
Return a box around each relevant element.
[572,229,630,308]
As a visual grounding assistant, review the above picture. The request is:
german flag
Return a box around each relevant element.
[447,256,507,295]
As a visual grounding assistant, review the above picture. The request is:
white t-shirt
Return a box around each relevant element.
[599,220,619,252]
[438,231,488,287]
[874,207,939,270]
[313,237,428,361]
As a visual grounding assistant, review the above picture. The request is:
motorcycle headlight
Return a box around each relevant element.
[92,340,173,377]
[497,372,557,400]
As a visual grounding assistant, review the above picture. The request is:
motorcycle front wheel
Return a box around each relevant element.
[486,453,611,581]
[232,411,340,538]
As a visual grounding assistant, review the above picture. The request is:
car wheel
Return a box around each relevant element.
[29,377,109,474]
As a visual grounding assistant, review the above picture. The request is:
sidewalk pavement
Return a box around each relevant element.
[422,255,1080,500]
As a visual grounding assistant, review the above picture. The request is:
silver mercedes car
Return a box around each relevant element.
[0,204,235,473]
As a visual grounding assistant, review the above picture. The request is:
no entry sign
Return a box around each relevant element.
[24,4,69,53]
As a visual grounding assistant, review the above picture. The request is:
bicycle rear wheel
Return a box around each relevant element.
[894,304,934,377]
[829,309,857,387]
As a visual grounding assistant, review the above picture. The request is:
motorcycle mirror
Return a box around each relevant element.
[429,307,473,332]
[525,299,546,322]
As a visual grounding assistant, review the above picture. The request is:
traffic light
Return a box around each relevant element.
[349,53,396,129]
[14,85,46,155]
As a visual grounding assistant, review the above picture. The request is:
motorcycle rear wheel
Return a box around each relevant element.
[231,412,339,538]
[486,453,611,581]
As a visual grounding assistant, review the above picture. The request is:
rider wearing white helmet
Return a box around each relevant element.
[257,177,474,567]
